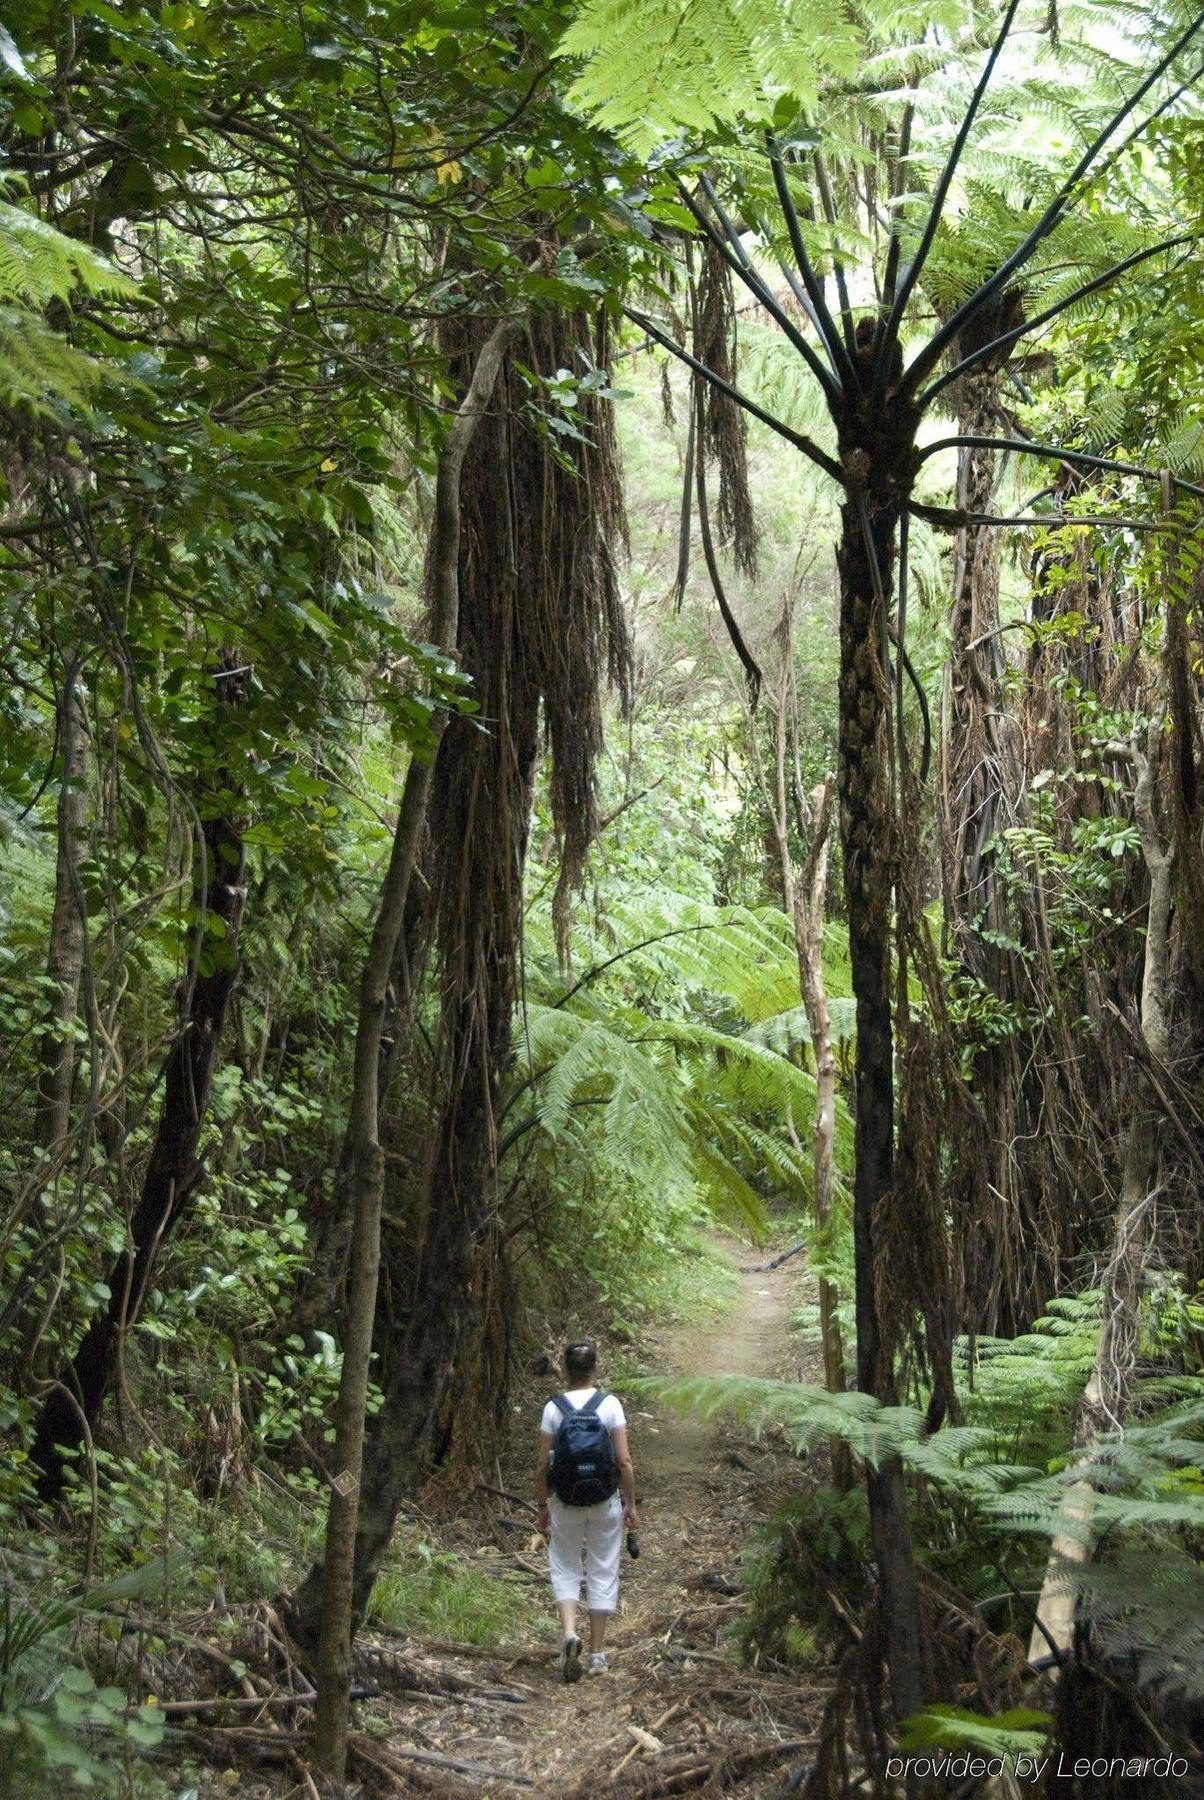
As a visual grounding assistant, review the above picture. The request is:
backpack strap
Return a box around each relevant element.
[551,1389,607,1420]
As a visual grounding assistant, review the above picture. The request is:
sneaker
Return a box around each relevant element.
[559,1634,583,1683]
[587,1652,608,1676]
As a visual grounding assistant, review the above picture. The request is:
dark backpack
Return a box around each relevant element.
[548,1390,620,1507]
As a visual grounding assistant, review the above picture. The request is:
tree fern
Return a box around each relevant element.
[0,183,135,415]
[1071,1548,1204,1700]
[512,886,856,1232]
[0,196,132,310]
[559,0,866,154]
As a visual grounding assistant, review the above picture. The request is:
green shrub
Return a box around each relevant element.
[368,1538,536,1647]
[734,1487,869,1663]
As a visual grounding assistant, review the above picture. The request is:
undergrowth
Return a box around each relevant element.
[671,1291,1204,1701]
[367,1536,536,1646]
[735,1486,869,1664]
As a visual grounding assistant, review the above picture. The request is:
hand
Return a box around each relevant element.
[536,1503,550,1535]
[623,1504,638,1528]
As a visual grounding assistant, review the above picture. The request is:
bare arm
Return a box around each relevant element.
[536,1429,553,1531]
[611,1424,637,1524]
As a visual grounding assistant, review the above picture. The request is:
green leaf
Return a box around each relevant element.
[0,24,33,81]
[125,1716,165,1746]
[898,1705,1052,1757]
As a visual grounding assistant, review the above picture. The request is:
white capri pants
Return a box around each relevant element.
[547,1493,623,1613]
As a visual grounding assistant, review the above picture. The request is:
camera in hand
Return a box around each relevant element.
[626,1529,640,1559]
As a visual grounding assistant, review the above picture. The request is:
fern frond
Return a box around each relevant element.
[560,0,863,153]
[514,885,856,1232]
[0,197,136,416]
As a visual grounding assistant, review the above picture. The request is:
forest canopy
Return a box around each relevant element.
[1,0,1203,1793]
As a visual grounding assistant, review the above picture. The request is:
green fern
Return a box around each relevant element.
[639,1373,1204,1542]
[0,184,135,415]
[1071,1548,1204,1700]
[0,198,133,311]
[898,1705,1052,1758]
[559,0,865,153]
[513,886,855,1231]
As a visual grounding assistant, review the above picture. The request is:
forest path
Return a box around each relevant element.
[362,1236,831,1799]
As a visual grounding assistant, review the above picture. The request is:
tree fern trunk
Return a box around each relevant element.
[835,473,928,1722]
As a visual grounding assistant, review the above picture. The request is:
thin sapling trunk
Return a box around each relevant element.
[310,316,520,1779]
[31,659,248,1498]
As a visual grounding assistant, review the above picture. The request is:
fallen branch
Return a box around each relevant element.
[368,1628,546,1667]
[360,1739,536,1786]
[631,1736,817,1796]
[147,1691,315,1717]
[354,1640,532,1703]
[740,1241,806,1273]
[476,1483,536,1511]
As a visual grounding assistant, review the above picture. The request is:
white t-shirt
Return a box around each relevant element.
[540,1386,626,1437]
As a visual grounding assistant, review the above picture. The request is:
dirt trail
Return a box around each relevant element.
[638,1234,799,1489]
[356,1237,829,1798]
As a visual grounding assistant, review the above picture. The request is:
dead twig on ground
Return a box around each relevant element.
[611,1702,690,1781]
[357,1737,536,1786]
[740,1242,807,1273]
[629,1734,818,1796]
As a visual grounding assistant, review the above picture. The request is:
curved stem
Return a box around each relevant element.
[678,178,842,408]
[624,305,846,484]
[765,135,859,390]
[916,435,1204,501]
[920,233,1197,403]
[693,377,763,700]
[881,101,916,311]
[885,0,1025,354]
[812,148,857,359]
[905,6,1204,396]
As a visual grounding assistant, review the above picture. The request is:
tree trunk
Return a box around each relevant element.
[292,297,627,1662]
[17,662,91,1383]
[1027,715,1172,1671]
[36,662,90,1157]
[346,964,529,1619]
[790,775,848,1429]
[31,661,248,1500]
[290,876,429,1345]
[1165,566,1204,1012]
[941,374,1010,963]
[835,470,928,1723]
[308,317,521,1779]
[764,673,849,1480]
[292,721,540,1638]
[940,370,1035,1337]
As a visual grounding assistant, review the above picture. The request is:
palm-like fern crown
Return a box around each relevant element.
[561,0,1202,421]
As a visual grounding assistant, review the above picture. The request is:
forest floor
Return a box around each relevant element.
[181,1235,833,1798]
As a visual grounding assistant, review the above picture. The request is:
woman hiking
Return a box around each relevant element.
[536,1339,638,1681]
